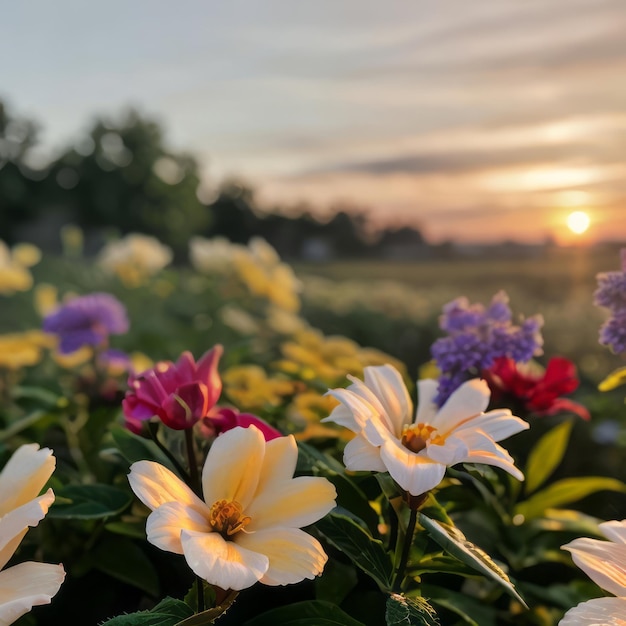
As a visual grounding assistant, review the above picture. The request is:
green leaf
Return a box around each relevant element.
[0,410,49,442]
[298,442,380,533]
[48,484,133,519]
[316,512,394,591]
[598,366,626,391]
[525,420,573,495]
[244,600,365,626]
[110,425,179,473]
[100,597,193,625]
[315,557,358,605]
[422,585,498,626]
[417,513,527,608]
[91,536,159,596]
[515,477,626,520]
[385,594,440,626]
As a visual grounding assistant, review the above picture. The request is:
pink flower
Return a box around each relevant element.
[200,407,282,441]
[483,356,590,420]
[123,346,223,431]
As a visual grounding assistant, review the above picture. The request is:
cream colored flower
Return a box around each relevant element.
[98,234,172,287]
[128,426,336,591]
[0,445,65,625]
[559,519,626,625]
[323,364,528,497]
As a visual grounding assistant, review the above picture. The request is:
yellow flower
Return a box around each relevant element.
[33,284,59,317]
[0,445,65,623]
[128,426,336,590]
[11,244,41,268]
[98,233,173,287]
[0,241,41,295]
[223,366,296,411]
[0,331,53,370]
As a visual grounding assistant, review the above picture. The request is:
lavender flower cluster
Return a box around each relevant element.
[43,292,129,354]
[431,291,544,405]
[594,249,626,355]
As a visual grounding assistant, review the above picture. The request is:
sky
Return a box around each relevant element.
[2,0,626,244]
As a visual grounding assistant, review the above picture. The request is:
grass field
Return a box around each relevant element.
[296,245,623,385]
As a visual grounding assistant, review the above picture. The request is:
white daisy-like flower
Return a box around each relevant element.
[559,519,626,625]
[323,364,528,497]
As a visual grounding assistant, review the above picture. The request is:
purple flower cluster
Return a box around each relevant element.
[431,291,544,405]
[594,249,626,354]
[43,293,129,354]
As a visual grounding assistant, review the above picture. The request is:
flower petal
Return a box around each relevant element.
[236,527,328,585]
[0,489,55,569]
[343,435,387,472]
[246,477,336,531]
[432,379,490,435]
[380,439,446,497]
[559,597,626,625]
[600,519,626,544]
[0,561,65,625]
[0,445,55,518]
[181,529,268,591]
[254,435,298,495]
[460,432,525,480]
[425,435,469,466]
[363,365,413,438]
[196,345,223,407]
[321,400,360,432]
[454,409,528,442]
[146,501,209,554]
[562,537,626,597]
[128,461,205,512]
[414,379,439,425]
[201,426,265,509]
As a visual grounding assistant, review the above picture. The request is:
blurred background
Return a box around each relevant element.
[1,0,625,383]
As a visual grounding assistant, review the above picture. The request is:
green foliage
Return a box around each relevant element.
[48,484,133,519]
[316,512,394,591]
[417,513,527,607]
[243,601,365,626]
[515,477,626,520]
[100,597,194,626]
[524,420,573,495]
[385,594,440,626]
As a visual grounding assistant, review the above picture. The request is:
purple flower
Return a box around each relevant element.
[43,293,129,354]
[431,291,543,405]
[594,249,626,354]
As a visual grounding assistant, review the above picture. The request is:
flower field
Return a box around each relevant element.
[1,234,625,626]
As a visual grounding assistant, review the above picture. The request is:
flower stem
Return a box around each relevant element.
[185,427,201,497]
[147,422,189,480]
[393,507,418,592]
[196,575,204,613]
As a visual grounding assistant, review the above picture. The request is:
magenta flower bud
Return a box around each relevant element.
[123,345,223,430]
[204,407,282,441]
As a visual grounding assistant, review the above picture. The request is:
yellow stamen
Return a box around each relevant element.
[209,500,251,536]
[401,423,445,453]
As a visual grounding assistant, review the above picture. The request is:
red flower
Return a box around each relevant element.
[483,356,590,420]
[199,407,282,441]
[123,346,223,431]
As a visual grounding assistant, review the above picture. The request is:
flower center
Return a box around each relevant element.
[209,499,251,537]
[401,423,445,453]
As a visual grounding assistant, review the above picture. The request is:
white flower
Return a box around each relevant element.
[0,445,65,625]
[128,426,336,591]
[98,233,172,285]
[323,364,528,497]
[559,519,626,625]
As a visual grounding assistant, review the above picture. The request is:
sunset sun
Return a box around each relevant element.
[566,210,590,235]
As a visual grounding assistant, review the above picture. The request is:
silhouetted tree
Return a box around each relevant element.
[44,109,208,255]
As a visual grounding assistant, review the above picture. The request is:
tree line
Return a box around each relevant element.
[0,100,429,261]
